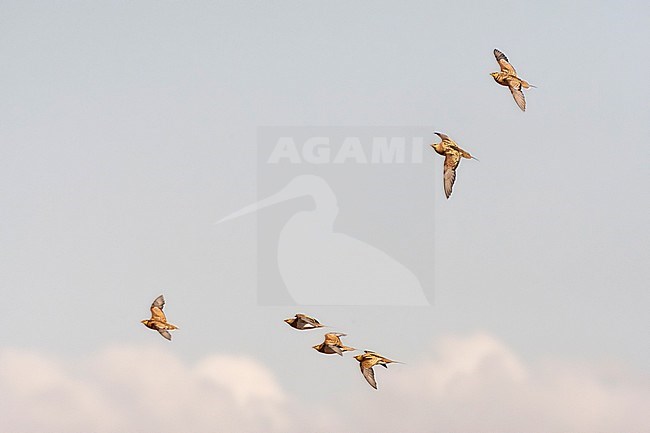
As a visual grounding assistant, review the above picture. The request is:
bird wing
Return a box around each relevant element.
[293,314,309,329]
[150,307,167,323]
[151,295,165,309]
[328,344,344,356]
[297,314,322,328]
[443,152,461,199]
[494,49,516,75]
[360,363,377,389]
[291,316,305,329]
[446,142,472,159]
[157,328,172,341]
[150,295,167,322]
[509,83,526,111]
[434,132,451,143]
[324,333,339,344]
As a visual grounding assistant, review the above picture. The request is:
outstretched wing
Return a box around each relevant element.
[324,333,346,345]
[434,131,451,143]
[157,329,172,341]
[328,344,344,356]
[360,364,377,389]
[443,152,461,199]
[296,314,323,329]
[361,367,377,389]
[150,295,167,322]
[152,295,165,309]
[509,83,526,111]
[494,49,516,75]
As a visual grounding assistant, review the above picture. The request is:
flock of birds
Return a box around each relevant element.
[140,296,399,389]
[140,48,536,389]
[284,313,401,389]
[431,48,535,198]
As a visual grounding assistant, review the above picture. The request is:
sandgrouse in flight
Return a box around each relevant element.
[354,351,402,389]
[431,132,477,199]
[141,295,178,341]
[490,48,535,111]
[313,333,355,356]
[284,313,325,330]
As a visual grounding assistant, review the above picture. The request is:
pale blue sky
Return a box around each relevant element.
[0,1,648,431]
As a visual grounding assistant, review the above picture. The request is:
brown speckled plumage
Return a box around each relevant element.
[354,351,402,389]
[431,132,476,199]
[141,295,178,341]
[490,49,535,111]
[313,333,356,356]
[284,313,325,330]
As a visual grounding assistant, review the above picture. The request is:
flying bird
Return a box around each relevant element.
[284,313,325,330]
[313,333,356,356]
[490,49,536,111]
[354,351,402,389]
[141,295,178,341]
[431,132,477,199]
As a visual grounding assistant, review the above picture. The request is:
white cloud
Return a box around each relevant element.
[0,333,647,433]
[317,333,650,433]
[195,354,285,406]
[0,346,289,433]
[0,349,121,433]
[397,332,528,396]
